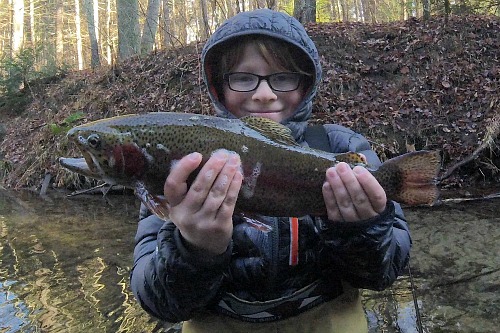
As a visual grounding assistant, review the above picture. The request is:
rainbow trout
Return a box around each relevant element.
[59,112,440,219]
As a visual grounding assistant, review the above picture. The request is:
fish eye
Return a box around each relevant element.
[87,134,101,149]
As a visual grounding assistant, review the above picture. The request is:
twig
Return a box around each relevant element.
[440,114,500,181]
[432,268,500,287]
[440,192,500,203]
[66,183,109,197]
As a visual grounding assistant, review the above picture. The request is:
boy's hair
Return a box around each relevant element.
[210,35,315,101]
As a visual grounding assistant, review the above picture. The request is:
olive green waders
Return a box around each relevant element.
[182,286,367,333]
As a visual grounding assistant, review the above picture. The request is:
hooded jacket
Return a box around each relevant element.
[130,9,411,324]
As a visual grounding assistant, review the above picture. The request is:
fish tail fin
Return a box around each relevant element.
[374,150,441,206]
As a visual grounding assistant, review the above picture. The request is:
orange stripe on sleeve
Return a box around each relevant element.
[289,217,299,266]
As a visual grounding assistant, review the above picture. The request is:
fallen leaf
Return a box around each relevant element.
[400,66,410,74]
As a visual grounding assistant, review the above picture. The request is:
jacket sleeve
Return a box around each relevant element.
[130,213,232,322]
[317,203,410,290]
[317,124,412,291]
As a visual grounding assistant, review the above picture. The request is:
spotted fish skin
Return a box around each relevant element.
[60,112,440,217]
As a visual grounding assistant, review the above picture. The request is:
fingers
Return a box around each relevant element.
[199,152,242,216]
[324,163,364,222]
[182,151,240,213]
[164,150,242,214]
[323,162,387,222]
[322,177,342,222]
[352,166,387,214]
[164,152,203,207]
[164,150,242,255]
[216,165,243,220]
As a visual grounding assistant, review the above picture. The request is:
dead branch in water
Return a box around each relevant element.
[440,113,500,181]
[66,183,111,197]
[440,192,500,203]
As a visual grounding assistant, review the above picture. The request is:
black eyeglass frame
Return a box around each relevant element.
[223,72,307,92]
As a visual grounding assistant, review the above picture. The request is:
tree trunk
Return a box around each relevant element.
[83,0,101,68]
[174,0,187,46]
[267,0,277,10]
[56,0,64,64]
[141,0,161,54]
[422,0,430,20]
[117,0,140,59]
[339,0,349,22]
[29,0,35,46]
[444,0,450,24]
[105,0,112,64]
[329,0,339,21]
[354,0,360,21]
[369,0,377,23]
[162,0,173,49]
[199,0,210,40]
[225,0,235,18]
[11,0,24,56]
[294,0,316,23]
[74,0,84,69]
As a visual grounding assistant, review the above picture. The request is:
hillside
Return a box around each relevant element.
[0,14,499,196]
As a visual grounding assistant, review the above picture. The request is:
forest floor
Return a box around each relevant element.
[0,14,499,200]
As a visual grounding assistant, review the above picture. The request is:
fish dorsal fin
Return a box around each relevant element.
[240,116,299,146]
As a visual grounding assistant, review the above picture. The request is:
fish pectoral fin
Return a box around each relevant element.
[334,152,368,165]
[240,116,300,146]
[134,182,170,220]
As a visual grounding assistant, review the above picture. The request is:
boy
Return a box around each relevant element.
[131,9,411,333]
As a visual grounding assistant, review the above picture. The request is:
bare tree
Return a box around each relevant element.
[362,0,377,23]
[422,0,430,20]
[83,0,101,67]
[162,0,173,48]
[141,0,161,53]
[11,0,25,56]
[267,0,277,9]
[29,0,35,46]
[199,0,211,40]
[105,0,112,64]
[294,0,316,23]
[339,0,349,21]
[74,0,84,69]
[56,0,64,64]
[117,0,140,59]
[173,0,187,46]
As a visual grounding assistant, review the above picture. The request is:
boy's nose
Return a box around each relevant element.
[252,80,277,101]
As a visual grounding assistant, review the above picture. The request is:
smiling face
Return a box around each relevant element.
[222,43,306,123]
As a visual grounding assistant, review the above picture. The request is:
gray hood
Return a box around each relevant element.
[201,9,322,141]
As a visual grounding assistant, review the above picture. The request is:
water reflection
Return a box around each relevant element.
[0,190,164,332]
[0,190,498,332]
[364,198,500,333]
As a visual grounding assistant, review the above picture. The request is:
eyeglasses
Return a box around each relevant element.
[223,72,305,92]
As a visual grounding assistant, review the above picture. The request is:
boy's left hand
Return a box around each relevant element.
[322,162,387,222]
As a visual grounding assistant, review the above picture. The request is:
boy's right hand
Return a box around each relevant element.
[163,151,243,256]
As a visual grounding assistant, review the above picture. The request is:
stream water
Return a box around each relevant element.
[0,189,498,333]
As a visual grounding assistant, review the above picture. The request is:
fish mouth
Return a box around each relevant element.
[59,151,101,179]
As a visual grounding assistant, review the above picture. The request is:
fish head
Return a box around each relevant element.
[64,123,148,186]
